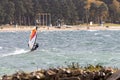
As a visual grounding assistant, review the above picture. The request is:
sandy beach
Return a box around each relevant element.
[0,25,120,32]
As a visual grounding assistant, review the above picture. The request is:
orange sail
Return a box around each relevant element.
[28,27,37,50]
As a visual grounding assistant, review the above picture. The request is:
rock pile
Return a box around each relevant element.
[1,63,118,80]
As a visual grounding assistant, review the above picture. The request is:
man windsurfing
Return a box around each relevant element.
[28,26,39,51]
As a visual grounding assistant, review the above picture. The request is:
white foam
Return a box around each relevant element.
[1,48,29,57]
[0,47,3,49]
[94,33,99,36]
[104,35,111,37]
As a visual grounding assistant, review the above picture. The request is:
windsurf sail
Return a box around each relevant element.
[28,27,37,50]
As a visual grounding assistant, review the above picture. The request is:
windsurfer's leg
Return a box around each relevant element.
[36,43,39,47]
[30,43,39,51]
[34,43,39,50]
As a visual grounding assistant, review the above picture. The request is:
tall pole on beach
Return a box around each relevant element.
[86,8,88,25]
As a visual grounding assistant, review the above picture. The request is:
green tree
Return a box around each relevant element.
[4,1,15,24]
[13,0,26,25]
[60,0,78,25]
[0,4,5,24]
[22,0,34,25]
[98,3,108,23]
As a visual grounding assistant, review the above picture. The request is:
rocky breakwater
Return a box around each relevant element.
[1,63,119,80]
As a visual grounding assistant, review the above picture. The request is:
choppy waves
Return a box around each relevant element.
[1,31,120,76]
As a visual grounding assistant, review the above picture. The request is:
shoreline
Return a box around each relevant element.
[1,25,120,32]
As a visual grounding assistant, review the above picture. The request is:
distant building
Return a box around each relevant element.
[35,13,51,27]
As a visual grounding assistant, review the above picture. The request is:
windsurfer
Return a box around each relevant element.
[31,43,39,51]
[28,26,39,51]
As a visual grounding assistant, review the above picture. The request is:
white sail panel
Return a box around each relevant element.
[28,27,37,50]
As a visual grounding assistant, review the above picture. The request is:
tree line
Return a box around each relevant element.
[0,0,120,26]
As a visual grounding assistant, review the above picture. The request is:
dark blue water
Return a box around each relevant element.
[0,30,120,75]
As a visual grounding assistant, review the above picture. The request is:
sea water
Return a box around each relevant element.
[0,30,120,75]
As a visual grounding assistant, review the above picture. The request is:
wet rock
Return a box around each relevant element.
[35,72,45,79]
[46,70,56,76]
[71,69,82,76]
[2,75,8,80]
[59,77,81,80]
[107,70,120,80]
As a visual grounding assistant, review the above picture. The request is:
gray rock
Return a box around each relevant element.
[107,70,120,80]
